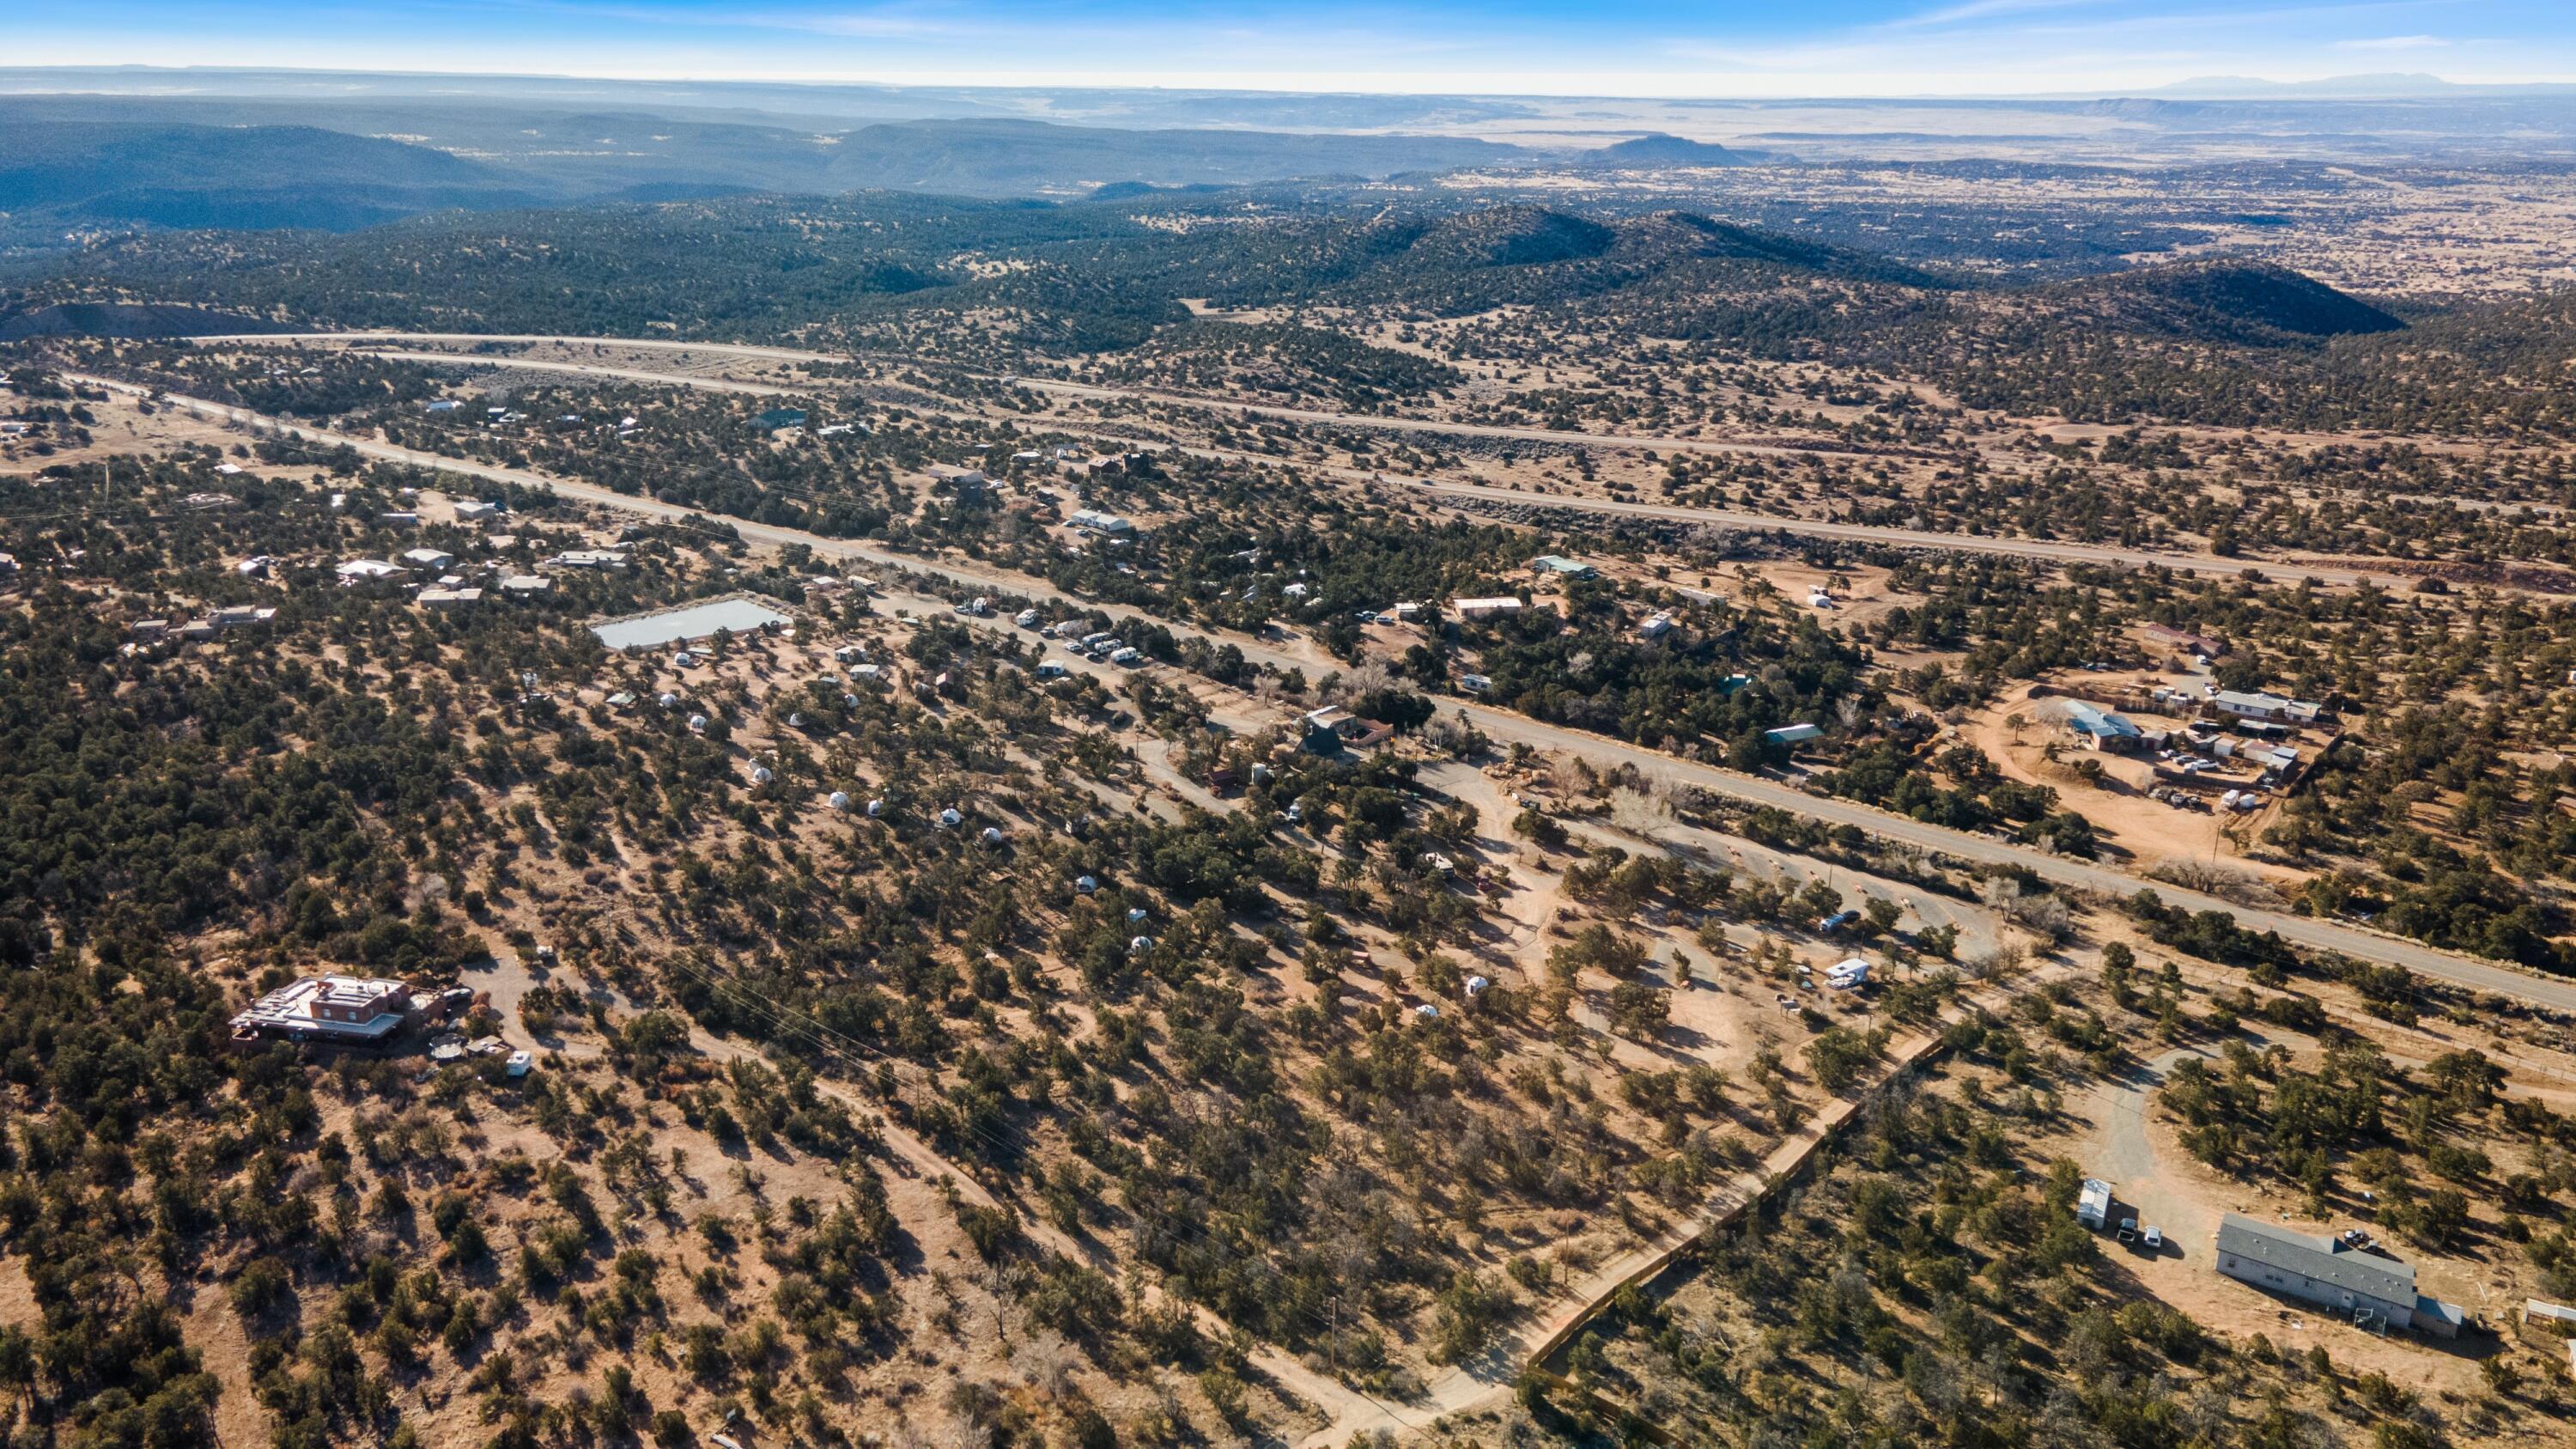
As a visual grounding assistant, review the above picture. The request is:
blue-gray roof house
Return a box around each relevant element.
[2060,699,2145,748]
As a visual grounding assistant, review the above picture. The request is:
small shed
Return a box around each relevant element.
[2077,1178,2113,1231]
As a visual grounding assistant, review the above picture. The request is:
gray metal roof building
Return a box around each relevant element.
[2215,1215,2415,1328]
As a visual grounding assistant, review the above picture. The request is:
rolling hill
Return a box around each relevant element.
[0,119,543,233]
[2048,260,2404,344]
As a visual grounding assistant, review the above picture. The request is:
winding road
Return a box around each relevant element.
[69,367,2576,1447]
[82,372,2576,1014]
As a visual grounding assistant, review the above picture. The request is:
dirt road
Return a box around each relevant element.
[1294,960,2069,1446]
[82,374,2576,1015]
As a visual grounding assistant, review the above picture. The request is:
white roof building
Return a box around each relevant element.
[2077,1178,2113,1230]
[544,549,630,571]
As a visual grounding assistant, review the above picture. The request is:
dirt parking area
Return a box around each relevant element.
[2048,1032,2519,1401]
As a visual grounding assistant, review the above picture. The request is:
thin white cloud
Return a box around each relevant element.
[1896,0,2114,29]
[2336,33,2451,49]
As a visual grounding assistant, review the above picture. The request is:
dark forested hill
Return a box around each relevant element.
[39,187,2576,437]
[0,119,544,232]
[2044,259,2406,344]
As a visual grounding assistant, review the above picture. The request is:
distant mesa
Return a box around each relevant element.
[1586,133,1746,168]
[2141,71,2466,100]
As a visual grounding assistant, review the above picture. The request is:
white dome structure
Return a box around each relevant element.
[1126,906,1149,925]
[1464,975,1490,997]
[980,826,1005,845]
[1128,935,1153,954]
[657,691,678,709]
[672,650,696,668]
[828,791,852,811]
[1414,1003,1440,1021]
[686,714,708,733]
[938,807,963,828]
[750,765,775,785]
[866,798,884,818]
[1073,875,1097,895]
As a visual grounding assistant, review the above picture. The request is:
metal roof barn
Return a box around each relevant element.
[592,598,791,651]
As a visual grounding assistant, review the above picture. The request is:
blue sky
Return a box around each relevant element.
[10,0,2574,95]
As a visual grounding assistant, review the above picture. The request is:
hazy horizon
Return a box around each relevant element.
[3,59,2571,105]
[9,0,2574,100]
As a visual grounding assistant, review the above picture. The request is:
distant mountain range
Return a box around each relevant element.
[0,103,1528,234]
[4,66,2575,241]
[2136,72,2576,100]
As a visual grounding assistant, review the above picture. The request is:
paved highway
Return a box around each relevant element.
[1407,480,2412,589]
[188,329,1880,460]
[198,332,2576,527]
[259,338,2411,589]
[83,374,2576,1014]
